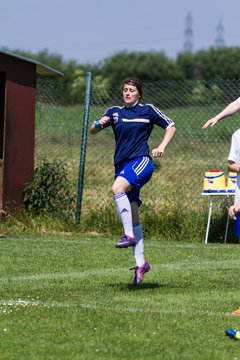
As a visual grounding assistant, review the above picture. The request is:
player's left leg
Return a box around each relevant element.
[131,201,150,285]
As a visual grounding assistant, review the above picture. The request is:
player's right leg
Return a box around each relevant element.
[112,176,136,248]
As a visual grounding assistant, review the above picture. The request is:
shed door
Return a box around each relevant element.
[0,72,6,210]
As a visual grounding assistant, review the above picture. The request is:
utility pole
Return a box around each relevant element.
[184,11,193,52]
[215,19,225,47]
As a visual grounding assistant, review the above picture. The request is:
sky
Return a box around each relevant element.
[1,0,240,65]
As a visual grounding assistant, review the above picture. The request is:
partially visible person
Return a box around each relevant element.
[227,185,240,318]
[202,97,240,129]
[228,130,240,244]
[228,196,240,318]
[228,129,240,207]
[90,77,176,286]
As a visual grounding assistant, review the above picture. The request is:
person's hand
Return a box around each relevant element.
[202,118,218,129]
[229,204,240,220]
[152,146,164,157]
[99,116,110,126]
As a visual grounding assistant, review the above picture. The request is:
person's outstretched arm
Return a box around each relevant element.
[202,99,240,129]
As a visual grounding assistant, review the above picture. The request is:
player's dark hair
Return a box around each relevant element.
[121,77,143,98]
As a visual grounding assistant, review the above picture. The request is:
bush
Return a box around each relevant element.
[24,159,75,220]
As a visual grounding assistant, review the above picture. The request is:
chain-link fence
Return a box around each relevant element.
[36,78,84,199]
[36,77,240,226]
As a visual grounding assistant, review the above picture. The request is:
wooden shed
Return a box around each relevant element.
[0,50,63,210]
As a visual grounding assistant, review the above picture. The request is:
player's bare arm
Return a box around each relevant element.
[152,125,176,157]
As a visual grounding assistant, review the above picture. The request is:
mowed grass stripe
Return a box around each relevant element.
[0,258,239,282]
[2,235,240,251]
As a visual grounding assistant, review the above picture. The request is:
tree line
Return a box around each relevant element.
[3,46,240,104]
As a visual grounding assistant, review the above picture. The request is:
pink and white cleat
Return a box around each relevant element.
[131,261,150,286]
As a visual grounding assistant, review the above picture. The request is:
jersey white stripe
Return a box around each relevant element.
[147,103,173,125]
[122,118,150,123]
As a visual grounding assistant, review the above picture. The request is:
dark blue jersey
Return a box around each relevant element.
[101,102,175,165]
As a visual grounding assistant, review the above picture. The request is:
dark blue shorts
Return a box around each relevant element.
[114,156,154,206]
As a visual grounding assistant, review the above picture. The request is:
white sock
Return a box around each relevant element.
[113,192,134,237]
[132,222,145,267]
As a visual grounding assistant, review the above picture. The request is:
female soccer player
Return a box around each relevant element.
[90,77,176,285]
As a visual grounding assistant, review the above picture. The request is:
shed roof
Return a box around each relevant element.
[0,50,64,77]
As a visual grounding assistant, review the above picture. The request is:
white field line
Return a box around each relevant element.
[0,299,232,318]
[0,258,239,283]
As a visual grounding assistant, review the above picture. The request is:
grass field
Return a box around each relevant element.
[1,233,240,359]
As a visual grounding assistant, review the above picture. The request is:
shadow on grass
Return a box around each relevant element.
[0,235,18,239]
[127,282,193,291]
[108,282,162,291]
[109,282,191,292]
[127,282,162,291]
[109,279,194,292]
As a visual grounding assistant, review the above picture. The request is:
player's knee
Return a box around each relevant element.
[112,182,124,195]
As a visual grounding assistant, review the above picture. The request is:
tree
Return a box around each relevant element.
[177,47,240,81]
[194,47,240,80]
[100,51,185,87]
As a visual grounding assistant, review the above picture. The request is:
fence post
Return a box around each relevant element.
[75,71,92,224]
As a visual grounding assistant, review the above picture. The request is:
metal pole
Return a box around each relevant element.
[224,214,229,244]
[205,196,213,244]
[75,71,92,224]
